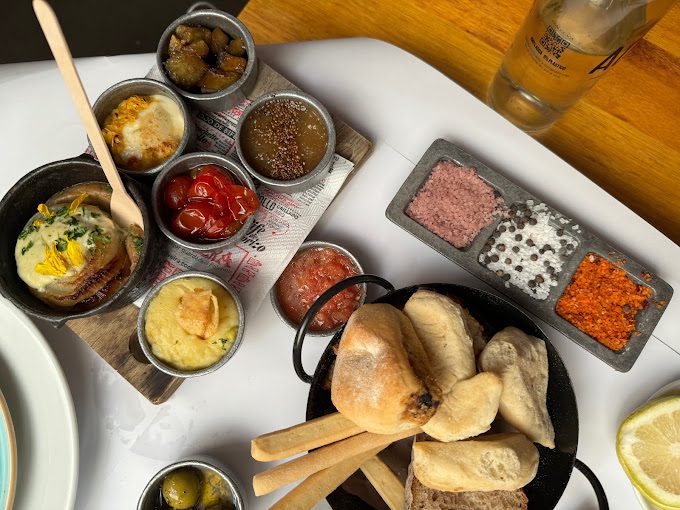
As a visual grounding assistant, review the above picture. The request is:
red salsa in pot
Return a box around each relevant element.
[276,246,362,332]
[163,164,259,242]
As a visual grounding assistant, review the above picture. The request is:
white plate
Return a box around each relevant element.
[0,298,78,510]
[631,380,680,510]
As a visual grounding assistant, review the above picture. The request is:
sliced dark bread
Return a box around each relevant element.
[406,472,528,510]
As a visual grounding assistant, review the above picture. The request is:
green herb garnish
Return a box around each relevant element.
[66,216,79,226]
[131,235,144,255]
[65,226,88,240]
[55,206,68,217]
[18,224,39,240]
[55,238,68,252]
[21,240,34,255]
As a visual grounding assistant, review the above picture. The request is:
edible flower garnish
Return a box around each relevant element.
[35,244,68,276]
[32,219,43,227]
[68,193,88,215]
[37,203,53,218]
[66,240,84,266]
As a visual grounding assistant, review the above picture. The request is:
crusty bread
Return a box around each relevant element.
[461,308,488,356]
[403,290,476,394]
[412,433,539,492]
[331,304,440,434]
[478,327,555,448]
[406,473,528,510]
[422,372,503,442]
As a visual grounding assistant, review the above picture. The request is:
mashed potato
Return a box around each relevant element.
[144,277,239,371]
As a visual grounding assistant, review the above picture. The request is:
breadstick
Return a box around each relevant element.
[253,427,420,496]
[252,412,363,462]
[360,456,405,510]
[269,447,384,510]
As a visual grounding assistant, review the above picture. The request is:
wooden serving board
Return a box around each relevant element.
[67,60,372,404]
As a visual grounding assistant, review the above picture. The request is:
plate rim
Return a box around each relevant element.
[0,389,17,510]
[0,297,79,510]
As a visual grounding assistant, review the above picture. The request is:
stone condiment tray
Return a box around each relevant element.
[386,138,673,372]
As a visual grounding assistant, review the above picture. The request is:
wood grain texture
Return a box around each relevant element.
[67,62,372,405]
[240,0,680,245]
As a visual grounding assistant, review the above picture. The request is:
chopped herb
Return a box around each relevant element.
[219,338,229,350]
[90,212,100,218]
[87,225,110,247]
[18,224,39,240]
[66,216,80,226]
[65,226,87,240]
[55,238,68,252]
[21,240,34,255]
[131,235,144,255]
[105,184,113,193]
[55,206,68,217]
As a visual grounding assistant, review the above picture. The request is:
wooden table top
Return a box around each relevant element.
[240,0,680,246]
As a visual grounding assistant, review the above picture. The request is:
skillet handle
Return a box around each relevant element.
[293,274,395,383]
[574,458,609,509]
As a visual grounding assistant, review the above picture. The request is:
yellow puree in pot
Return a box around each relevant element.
[144,277,239,371]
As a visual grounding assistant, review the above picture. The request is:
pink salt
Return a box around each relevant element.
[406,161,503,248]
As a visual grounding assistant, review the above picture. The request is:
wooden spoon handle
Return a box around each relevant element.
[32,0,125,193]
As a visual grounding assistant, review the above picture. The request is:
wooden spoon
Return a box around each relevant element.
[33,0,144,230]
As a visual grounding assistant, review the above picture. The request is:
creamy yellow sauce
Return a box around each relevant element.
[144,277,240,371]
[102,94,184,171]
[14,204,122,292]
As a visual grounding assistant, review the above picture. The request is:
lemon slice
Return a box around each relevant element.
[617,396,680,509]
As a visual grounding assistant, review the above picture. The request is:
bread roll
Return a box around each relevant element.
[422,372,503,442]
[413,433,539,492]
[479,327,555,448]
[403,290,476,394]
[331,304,440,434]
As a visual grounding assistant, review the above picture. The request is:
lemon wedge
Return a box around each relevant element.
[617,396,680,509]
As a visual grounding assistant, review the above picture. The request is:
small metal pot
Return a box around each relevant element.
[0,156,165,327]
[156,9,258,112]
[137,458,245,510]
[236,90,337,193]
[271,241,365,337]
[137,271,245,378]
[92,78,195,178]
[152,152,257,252]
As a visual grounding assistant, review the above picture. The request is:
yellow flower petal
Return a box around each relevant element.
[32,219,43,227]
[66,240,84,266]
[37,203,53,218]
[35,244,67,276]
[68,193,88,215]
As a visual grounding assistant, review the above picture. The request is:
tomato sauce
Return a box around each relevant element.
[276,246,362,332]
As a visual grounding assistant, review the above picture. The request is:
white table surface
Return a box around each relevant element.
[1,37,679,510]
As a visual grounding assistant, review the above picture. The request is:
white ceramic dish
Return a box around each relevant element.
[0,389,16,510]
[632,379,680,510]
[0,297,78,510]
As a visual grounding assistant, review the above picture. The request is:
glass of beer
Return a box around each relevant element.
[488,0,677,133]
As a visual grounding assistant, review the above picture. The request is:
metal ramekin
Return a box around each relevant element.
[92,78,195,178]
[235,90,337,193]
[137,271,245,378]
[271,241,365,337]
[152,152,257,252]
[156,9,258,112]
[137,458,245,510]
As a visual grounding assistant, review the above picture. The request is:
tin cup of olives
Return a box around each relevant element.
[156,9,258,112]
[137,458,245,510]
[236,90,337,193]
[92,78,195,178]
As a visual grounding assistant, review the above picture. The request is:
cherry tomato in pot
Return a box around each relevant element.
[221,185,260,220]
[204,214,243,239]
[170,202,219,239]
[163,175,192,210]
[193,165,234,190]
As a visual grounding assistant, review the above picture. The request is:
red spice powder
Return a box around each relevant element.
[556,253,653,351]
[406,161,503,248]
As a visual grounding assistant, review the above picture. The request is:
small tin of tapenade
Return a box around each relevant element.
[386,138,673,371]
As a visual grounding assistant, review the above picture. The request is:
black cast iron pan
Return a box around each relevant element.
[293,275,609,510]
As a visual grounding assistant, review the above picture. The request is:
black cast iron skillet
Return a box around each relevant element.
[293,275,609,510]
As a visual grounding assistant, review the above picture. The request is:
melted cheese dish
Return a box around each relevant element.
[102,94,184,171]
[15,203,123,293]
